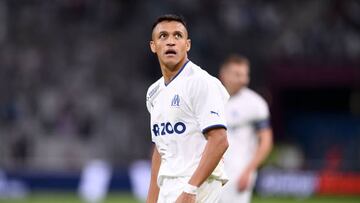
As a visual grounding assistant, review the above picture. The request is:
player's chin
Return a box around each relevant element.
[162,58,180,68]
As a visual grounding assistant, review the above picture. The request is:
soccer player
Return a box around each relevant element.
[146,14,230,203]
[219,55,273,203]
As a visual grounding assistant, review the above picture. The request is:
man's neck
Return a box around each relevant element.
[230,86,246,97]
[161,58,188,84]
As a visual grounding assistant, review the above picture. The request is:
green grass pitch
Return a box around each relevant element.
[0,192,359,203]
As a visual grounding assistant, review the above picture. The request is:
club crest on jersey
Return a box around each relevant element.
[171,94,180,107]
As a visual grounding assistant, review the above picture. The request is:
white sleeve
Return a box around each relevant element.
[189,76,229,134]
[254,97,271,130]
[145,90,151,113]
[255,98,269,121]
[146,95,151,113]
[146,84,157,114]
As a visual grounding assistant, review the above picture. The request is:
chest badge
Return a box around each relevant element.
[171,94,180,107]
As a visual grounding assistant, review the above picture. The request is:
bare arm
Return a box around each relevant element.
[237,128,273,191]
[175,128,228,203]
[146,146,161,203]
[246,128,273,172]
[188,128,229,186]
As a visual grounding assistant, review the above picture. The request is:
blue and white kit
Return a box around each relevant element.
[146,60,229,188]
[221,87,270,203]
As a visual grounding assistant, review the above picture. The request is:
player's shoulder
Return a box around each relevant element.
[185,61,229,100]
[242,88,268,105]
[146,77,162,99]
[185,61,221,85]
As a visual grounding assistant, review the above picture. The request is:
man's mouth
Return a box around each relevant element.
[165,50,177,56]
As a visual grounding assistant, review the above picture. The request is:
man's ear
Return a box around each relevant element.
[186,39,191,52]
[150,41,156,53]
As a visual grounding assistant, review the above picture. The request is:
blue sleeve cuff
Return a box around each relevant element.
[202,124,227,134]
[254,119,271,131]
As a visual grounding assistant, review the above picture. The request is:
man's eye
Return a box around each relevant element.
[159,34,166,39]
[175,34,182,38]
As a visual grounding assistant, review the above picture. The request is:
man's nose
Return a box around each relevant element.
[166,37,176,46]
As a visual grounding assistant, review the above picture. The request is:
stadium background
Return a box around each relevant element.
[0,0,359,202]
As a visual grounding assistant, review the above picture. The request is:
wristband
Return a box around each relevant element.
[183,183,198,195]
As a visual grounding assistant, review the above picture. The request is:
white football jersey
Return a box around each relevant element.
[223,88,270,179]
[146,60,229,186]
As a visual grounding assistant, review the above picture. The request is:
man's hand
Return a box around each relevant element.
[236,169,253,192]
[175,192,196,203]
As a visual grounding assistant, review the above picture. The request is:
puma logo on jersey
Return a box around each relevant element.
[152,122,186,136]
[210,111,219,116]
[171,94,180,107]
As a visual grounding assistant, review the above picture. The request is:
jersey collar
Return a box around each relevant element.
[164,60,190,86]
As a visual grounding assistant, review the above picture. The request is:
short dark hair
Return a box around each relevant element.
[221,54,250,69]
[152,14,188,33]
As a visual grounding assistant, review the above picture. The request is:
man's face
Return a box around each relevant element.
[220,63,249,95]
[150,21,191,69]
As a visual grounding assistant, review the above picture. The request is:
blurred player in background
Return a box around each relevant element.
[219,55,273,203]
[146,14,229,203]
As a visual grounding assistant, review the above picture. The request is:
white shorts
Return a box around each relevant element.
[157,177,223,203]
[220,172,256,203]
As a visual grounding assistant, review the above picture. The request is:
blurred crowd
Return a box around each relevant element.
[0,0,359,171]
